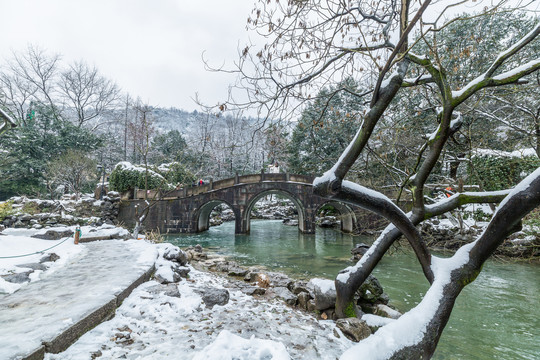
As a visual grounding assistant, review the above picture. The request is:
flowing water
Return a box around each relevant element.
[165,220,540,360]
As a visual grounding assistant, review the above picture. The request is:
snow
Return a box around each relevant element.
[362,314,395,327]
[45,266,353,360]
[489,23,540,71]
[473,147,537,158]
[309,278,335,294]
[192,330,291,360]
[451,74,485,99]
[379,70,399,91]
[492,59,540,81]
[0,229,85,294]
[114,161,167,181]
[2,224,355,359]
[0,237,157,360]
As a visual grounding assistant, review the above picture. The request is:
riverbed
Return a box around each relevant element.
[166,220,539,360]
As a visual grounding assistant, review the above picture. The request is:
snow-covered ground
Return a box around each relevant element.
[1,226,358,359]
[44,262,354,360]
[0,228,83,294]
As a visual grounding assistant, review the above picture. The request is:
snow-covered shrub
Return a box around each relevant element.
[157,162,196,186]
[109,162,168,193]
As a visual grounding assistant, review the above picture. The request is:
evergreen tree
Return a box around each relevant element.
[288,78,366,175]
[0,104,102,200]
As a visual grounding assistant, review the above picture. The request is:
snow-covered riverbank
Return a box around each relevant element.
[45,263,355,360]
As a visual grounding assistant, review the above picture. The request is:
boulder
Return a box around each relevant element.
[308,278,336,310]
[154,265,182,284]
[288,280,310,295]
[273,286,297,306]
[297,292,312,310]
[32,228,74,240]
[195,287,230,308]
[357,275,384,303]
[375,304,401,319]
[267,272,293,288]
[145,283,181,298]
[40,253,60,263]
[227,267,249,277]
[351,243,370,260]
[163,246,188,266]
[238,284,267,296]
[172,264,191,278]
[2,271,32,284]
[335,318,372,342]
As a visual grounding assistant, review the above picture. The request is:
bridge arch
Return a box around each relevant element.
[316,201,357,233]
[195,199,238,232]
[242,189,308,234]
[117,173,364,235]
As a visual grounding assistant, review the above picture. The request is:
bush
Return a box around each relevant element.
[469,153,540,191]
[109,162,168,193]
[0,200,15,221]
[157,162,196,186]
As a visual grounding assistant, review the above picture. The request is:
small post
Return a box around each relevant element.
[286,172,290,182]
[74,226,81,245]
[209,177,213,190]
[235,172,239,185]
[260,168,265,182]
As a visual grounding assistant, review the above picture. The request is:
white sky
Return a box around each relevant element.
[0,0,256,112]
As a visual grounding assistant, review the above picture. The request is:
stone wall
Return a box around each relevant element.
[1,193,121,229]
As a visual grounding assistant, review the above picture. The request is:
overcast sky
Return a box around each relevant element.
[0,0,256,112]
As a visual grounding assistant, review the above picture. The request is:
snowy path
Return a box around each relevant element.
[0,240,156,360]
[45,267,353,360]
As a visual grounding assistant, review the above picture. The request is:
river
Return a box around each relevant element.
[165,220,539,360]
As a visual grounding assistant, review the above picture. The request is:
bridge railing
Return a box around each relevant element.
[132,172,316,199]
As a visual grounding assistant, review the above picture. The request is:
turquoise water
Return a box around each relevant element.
[166,220,540,359]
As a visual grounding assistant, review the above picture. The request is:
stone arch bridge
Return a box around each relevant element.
[117,173,358,234]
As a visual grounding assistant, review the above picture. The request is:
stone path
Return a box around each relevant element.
[0,240,156,360]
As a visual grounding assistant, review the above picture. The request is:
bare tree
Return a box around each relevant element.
[224,0,540,357]
[129,100,155,198]
[8,45,62,121]
[58,60,120,129]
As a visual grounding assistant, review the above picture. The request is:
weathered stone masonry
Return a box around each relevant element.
[117,173,358,234]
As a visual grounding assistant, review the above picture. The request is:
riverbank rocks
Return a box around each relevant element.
[420,220,540,259]
[185,244,208,262]
[308,278,336,310]
[194,287,230,308]
[145,283,181,298]
[351,243,370,260]
[335,318,372,342]
[273,286,297,306]
[186,245,399,333]
[374,304,402,319]
[155,244,191,284]
[163,247,188,266]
